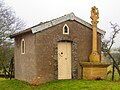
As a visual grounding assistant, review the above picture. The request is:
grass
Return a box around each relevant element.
[0,79,120,90]
[0,78,32,90]
[0,65,120,90]
[107,65,120,80]
[0,78,6,80]
[35,80,120,90]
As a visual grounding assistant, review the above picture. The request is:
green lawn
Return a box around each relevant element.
[0,78,32,90]
[0,65,120,90]
[107,65,120,80]
[0,79,120,90]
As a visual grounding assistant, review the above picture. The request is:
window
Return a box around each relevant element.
[63,24,69,34]
[21,39,25,54]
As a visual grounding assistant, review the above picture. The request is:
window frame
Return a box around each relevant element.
[63,24,69,35]
[21,39,25,54]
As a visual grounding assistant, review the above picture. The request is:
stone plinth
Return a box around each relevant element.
[80,62,110,80]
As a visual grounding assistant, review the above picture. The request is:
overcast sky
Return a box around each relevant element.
[4,0,120,48]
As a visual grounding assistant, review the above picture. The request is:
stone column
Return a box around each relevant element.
[80,6,109,80]
[89,6,100,62]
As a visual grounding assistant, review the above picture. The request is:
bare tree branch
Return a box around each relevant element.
[0,1,25,46]
[0,0,25,78]
[102,23,120,80]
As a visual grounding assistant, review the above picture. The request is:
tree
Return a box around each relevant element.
[0,0,25,78]
[102,23,120,80]
[111,48,120,65]
[0,0,25,44]
[118,47,120,52]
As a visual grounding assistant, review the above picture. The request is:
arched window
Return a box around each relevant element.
[21,39,25,54]
[63,24,69,34]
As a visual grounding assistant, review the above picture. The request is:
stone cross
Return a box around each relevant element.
[90,6,99,24]
[89,6,100,62]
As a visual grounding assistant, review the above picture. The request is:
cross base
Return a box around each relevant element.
[80,62,110,80]
[89,51,100,62]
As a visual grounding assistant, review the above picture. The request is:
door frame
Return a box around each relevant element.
[58,41,72,79]
[54,40,78,80]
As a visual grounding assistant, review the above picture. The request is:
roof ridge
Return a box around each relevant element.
[11,12,105,38]
[31,12,105,35]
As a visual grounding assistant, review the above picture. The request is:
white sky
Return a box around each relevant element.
[4,0,120,48]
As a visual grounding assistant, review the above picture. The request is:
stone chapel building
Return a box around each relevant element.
[11,13,105,85]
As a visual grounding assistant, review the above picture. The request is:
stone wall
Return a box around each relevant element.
[14,20,102,85]
[82,65,108,80]
[14,32,37,84]
[34,20,101,84]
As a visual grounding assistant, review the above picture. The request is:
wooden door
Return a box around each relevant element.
[58,42,71,79]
